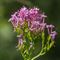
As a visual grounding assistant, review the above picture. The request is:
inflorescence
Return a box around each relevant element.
[9,6,57,60]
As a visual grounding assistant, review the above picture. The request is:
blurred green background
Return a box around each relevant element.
[0,0,60,60]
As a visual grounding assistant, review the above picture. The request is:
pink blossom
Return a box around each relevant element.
[46,24,55,34]
[9,7,47,31]
[50,31,57,40]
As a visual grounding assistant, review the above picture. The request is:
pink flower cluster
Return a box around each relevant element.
[9,7,46,31]
[9,7,57,40]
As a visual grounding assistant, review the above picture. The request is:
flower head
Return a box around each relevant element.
[9,6,57,38]
[9,7,47,32]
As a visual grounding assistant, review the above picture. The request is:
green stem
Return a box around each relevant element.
[46,35,54,50]
[50,41,54,49]
[42,32,45,48]
[46,35,51,50]
[31,53,41,60]
[31,48,46,60]
[31,32,45,60]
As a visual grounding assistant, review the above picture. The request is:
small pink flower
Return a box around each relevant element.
[40,23,46,31]
[50,31,57,40]
[17,34,23,45]
[46,24,55,34]
[18,7,29,20]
